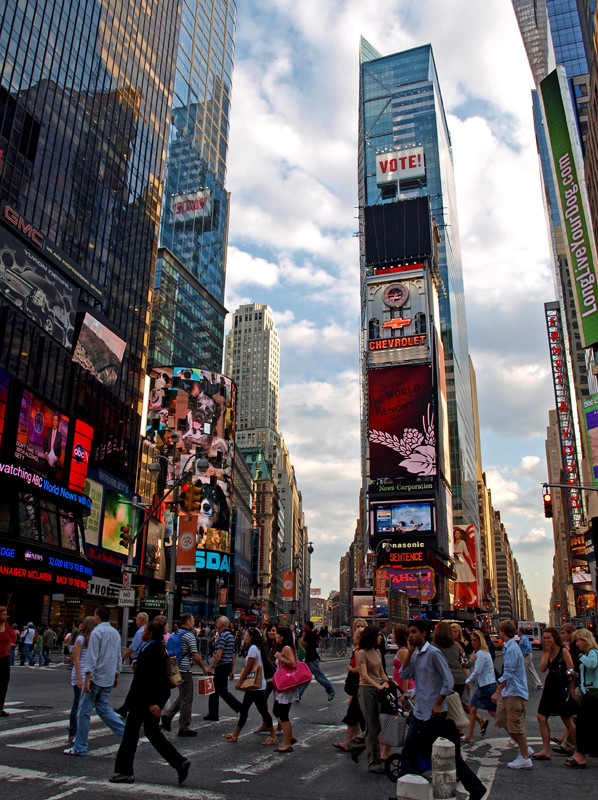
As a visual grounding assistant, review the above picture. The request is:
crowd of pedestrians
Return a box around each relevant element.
[1,606,597,793]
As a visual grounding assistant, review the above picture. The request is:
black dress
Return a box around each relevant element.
[114,640,186,776]
[537,648,576,718]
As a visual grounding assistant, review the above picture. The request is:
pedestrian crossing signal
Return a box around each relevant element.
[543,492,553,518]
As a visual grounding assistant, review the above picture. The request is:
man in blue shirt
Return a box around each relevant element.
[517,627,542,690]
[65,606,124,756]
[205,616,241,721]
[400,620,486,800]
[491,620,532,769]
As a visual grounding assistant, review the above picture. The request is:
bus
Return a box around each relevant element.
[517,621,546,649]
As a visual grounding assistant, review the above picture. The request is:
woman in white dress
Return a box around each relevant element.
[454,527,477,606]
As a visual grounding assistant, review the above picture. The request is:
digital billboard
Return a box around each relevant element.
[100,488,132,554]
[0,369,9,450]
[72,313,126,389]
[453,525,478,608]
[583,392,598,487]
[0,223,79,347]
[368,363,435,481]
[370,500,434,537]
[15,389,70,481]
[364,197,432,266]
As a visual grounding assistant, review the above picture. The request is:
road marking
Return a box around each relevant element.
[0,715,73,740]
[43,788,87,800]
[8,726,112,750]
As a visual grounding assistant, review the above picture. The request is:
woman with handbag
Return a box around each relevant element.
[565,628,598,768]
[222,627,277,745]
[347,625,390,773]
[272,626,300,753]
[531,627,577,761]
[110,620,190,785]
[333,619,366,752]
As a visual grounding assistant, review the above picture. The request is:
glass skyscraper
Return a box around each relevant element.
[358,41,479,542]
[149,0,236,371]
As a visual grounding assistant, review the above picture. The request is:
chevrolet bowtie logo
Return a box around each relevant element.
[382,318,411,329]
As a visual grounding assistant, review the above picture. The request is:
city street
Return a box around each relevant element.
[0,653,593,800]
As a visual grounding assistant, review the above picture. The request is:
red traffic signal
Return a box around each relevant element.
[543,491,553,518]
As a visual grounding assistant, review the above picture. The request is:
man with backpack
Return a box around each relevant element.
[161,614,212,737]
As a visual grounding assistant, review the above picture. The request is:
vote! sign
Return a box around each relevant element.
[376,146,425,186]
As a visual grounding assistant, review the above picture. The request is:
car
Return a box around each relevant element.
[490,634,503,650]
[387,633,398,652]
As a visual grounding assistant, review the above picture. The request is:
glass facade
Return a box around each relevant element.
[0,0,180,485]
[359,43,479,536]
[151,0,236,372]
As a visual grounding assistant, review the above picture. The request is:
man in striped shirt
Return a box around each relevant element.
[161,613,211,737]
[205,616,242,721]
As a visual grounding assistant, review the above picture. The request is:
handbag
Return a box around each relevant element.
[272,660,312,692]
[378,681,400,715]
[165,655,183,688]
[445,691,469,730]
[380,712,408,747]
[240,665,263,691]
[344,670,359,696]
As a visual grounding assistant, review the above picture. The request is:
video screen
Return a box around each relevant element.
[15,389,70,481]
[371,500,433,536]
[72,312,126,388]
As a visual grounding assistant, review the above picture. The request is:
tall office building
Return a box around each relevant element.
[0,0,180,622]
[149,0,236,372]
[358,41,480,612]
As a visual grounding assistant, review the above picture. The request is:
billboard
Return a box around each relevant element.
[370,500,434,537]
[170,190,212,222]
[364,198,432,266]
[453,525,478,608]
[582,392,598,487]
[540,68,598,347]
[15,389,70,481]
[0,223,79,347]
[379,565,436,600]
[68,419,94,493]
[376,147,425,186]
[368,364,435,481]
[0,369,9,450]
[72,313,126,389]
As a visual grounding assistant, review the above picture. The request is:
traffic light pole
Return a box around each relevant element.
[120,497,144,653]
[167,480,180,633]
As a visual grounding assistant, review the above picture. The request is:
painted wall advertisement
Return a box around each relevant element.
[368,364,435,481]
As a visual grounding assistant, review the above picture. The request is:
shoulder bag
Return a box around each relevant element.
[272,659,312,692]
[164,642,182,688]
[240,665,263,691]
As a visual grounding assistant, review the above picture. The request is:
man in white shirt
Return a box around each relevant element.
[65,606,124,756]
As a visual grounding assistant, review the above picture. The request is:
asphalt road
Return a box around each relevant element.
[0,650,594,800]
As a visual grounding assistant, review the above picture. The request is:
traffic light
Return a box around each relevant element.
[119,524,131,549]
[179,483,201,513]
[543,491,553,518]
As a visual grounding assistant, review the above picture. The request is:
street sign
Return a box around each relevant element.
[118,589,135,607]
[122,573,131,591]
[121,565,136,573]
[141,597,166,610]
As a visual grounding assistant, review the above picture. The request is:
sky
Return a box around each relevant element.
[223,0,558,621]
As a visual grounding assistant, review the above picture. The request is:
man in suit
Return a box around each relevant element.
[44,413,62,470]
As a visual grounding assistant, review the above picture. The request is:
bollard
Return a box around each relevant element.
[431,737,456,800]
[396,773,432,800]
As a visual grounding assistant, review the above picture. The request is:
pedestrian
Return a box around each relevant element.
[34,627,43,667]
[399,620,486,800]
[532,627,576,760]
[122,613,149,665]
[42,625,56,666]
[272,626,298,753]
[0,607,11,717]
[253,622,281,735]
[551,623,581,755]
[20,622,36,666]
[161,612,212,736]
[64,606,125,756]
[9,624,18,667]
[333,619,366,753]
[204,616,242,722]
[392,623,415,695]
[297,620,335,702]
[110,620,190,785]
[517,626,543,690]
[345,624,389,773]
[222,627,278,745]
[491,619,532,769]
[68,616,96,743]
[563,628,598,769]
[463,630,496,742]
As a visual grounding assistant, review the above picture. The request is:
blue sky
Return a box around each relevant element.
[223,0,557,620]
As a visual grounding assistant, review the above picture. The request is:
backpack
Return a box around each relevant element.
[166,631,184,665]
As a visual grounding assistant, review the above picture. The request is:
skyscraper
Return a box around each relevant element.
[150,0,236,371]
[0,0,180,621]
[358,40,480,611]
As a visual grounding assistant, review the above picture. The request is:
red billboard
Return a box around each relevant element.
[368,364,435,480]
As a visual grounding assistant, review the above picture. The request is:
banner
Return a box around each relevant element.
[453,525,478,608]
[282,570,295,601]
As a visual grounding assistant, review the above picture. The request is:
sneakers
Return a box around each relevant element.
[328,691,335,702]
[507,755,533,769]
[63,747,84,756]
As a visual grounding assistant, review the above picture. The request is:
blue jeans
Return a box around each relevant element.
[72,681,125,754]
[69,685,81,738]
[298,659,333,698]
[20,643,34,666]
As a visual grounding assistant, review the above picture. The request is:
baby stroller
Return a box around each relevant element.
[379,685,431,782]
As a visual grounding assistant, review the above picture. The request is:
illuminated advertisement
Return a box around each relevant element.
[453,525,478,608]
[82,478,104,546]
[582,393,598,487]
[146,367,236,555]
[0,223,79,347]
[352,590,374,620]
[368,364,435,481]
[170,190,212,222]
[16,389,70,481]
[72,313,126,389]
[381,566,436,599]
[0,369,9,449]
[370,500,434,537]
[100,488,132,554]
[68,419,94,493]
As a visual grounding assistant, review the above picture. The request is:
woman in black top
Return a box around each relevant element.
[110,620,190,785]
[533,627,576,760]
